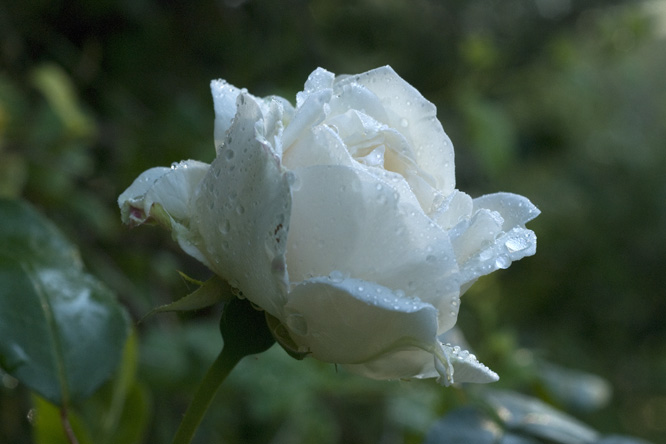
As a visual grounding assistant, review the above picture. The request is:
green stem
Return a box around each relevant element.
[171,348,242,444]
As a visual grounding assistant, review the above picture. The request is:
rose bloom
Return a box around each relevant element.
[119,66,538,386]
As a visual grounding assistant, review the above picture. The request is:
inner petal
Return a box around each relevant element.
[286,164,462,333]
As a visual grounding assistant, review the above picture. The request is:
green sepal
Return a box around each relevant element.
[265,312,310,361]
[141,275,235,322]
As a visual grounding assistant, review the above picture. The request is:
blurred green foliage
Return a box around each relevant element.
[1,0,665,443]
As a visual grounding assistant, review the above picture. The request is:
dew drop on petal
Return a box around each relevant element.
[328,270,345,283]
[505,236,528,253]
[400,118,409,128]
[479,249,494,261]
[495,255,511,269]
[219,219,231,234]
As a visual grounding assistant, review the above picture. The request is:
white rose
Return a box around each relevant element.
[119,66,539,386]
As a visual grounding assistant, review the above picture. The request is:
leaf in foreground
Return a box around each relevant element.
[0,198,130,406]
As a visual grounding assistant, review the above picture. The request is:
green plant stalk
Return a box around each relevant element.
[170,296,276,444]
[171,348,242,444]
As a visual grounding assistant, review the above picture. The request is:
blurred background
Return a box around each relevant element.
[1,0,665,443]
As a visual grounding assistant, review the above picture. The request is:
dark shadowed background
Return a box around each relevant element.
[1,0,665,443]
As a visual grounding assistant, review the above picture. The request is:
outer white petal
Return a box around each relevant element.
[454,193,539,285]
[193,93,292,318]
[283,276,439,364]
[345,339,499,386]
[118,160,211,267]
[211,79,247,146]
[436,342,499,386]
[286,163,463,334]
[118,166,171,226]
[473,192,540,228]
[337,66,456,196]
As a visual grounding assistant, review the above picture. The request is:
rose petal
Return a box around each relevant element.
[296,67,335,107]
[449,208,505,264]
[344,348,438,381]
[429,190,474,230]
[329,82,391,127]
[282,125,354,170]
[458,227,538,285]
[283,276,439,364]
[282,88,333,151]
[117,160,211,266]
[120,160,209,224]
[118,166,171,226]
[193,93,292,318]
[344,339,499,385]
[338,66,456,196]
[211,79,248,146]
[436,342,499,386]
[286,164,462,334]
[452,193,539,285]
[473,192,540,228]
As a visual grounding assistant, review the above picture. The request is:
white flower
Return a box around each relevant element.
[118,66,539,386]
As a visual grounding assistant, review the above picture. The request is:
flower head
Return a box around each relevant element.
[119,66,539,385]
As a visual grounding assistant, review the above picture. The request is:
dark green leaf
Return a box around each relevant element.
[0,199,130,406]
[483,390,600,444]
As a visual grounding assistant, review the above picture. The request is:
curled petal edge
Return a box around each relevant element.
[432,342,499,387]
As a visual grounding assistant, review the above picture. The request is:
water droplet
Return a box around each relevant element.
[479,249,493,261]
[235,205,245,215]
[170,162,179,169]
[395,289,406,298]
[426,254,437,263]
[400,118,409,128]
[357,286,365,292]
[224,149,235,160]
[505,237,528,253]
[219,219,231,234]
[495,255,511,269]
[27,409,37,424]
